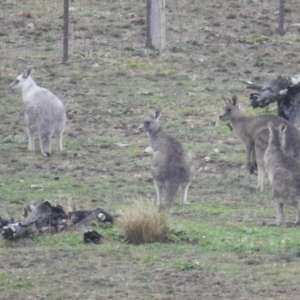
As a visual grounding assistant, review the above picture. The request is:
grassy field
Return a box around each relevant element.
[1,0,300,299]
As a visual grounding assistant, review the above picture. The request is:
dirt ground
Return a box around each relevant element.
[1,0,300,299]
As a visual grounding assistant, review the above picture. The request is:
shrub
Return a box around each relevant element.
[118,200,171,245]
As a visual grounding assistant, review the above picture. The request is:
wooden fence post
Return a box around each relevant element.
[146,0,166,50]
[278,0,285,36]
[63,0,69,64]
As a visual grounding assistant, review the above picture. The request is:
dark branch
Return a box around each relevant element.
[239,79,263,90]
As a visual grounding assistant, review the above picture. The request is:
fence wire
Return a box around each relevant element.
[0,0,300,68]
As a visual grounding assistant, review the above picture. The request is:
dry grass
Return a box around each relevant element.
[118,200,171,245]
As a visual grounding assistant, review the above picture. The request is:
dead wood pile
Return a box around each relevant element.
[0,201,114,244]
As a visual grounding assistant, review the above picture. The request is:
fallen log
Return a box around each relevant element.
[1,201,113,240]
[69,208,114,227]
[240,75,300,126]
[2,201,68,240]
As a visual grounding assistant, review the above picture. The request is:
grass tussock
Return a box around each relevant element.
[118,200,171,245]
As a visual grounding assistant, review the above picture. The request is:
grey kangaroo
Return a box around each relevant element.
[219,95,300,191]
[138,109,195,208]
[264,122,300,226]
[10,68,66,156]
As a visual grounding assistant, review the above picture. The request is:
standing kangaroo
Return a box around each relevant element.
[138,109,195,207]
[9,68,66,156]
[264,122,300,226]
[219,96,300,191]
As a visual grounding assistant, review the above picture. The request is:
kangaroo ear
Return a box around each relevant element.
[154,109,161,120]
[23,68,34,79]
[279,123,287,134]
[221,95,229,104]
[267,121,274,132]
[149,108,161,120]
[232,95,238,106]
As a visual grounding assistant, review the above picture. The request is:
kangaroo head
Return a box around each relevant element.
[219,95,241,121]
[267,121,288,147]
[267,121,287,134]
[9,68,34,89]
[138,108,161,135]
